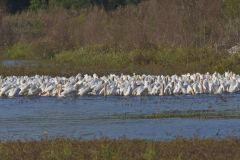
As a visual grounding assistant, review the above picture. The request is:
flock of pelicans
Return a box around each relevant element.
[0,72,239,97]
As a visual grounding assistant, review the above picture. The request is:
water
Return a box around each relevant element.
[0,60,36,67]
[0,94,240,140]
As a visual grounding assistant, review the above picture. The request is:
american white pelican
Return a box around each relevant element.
[0,72,239,97]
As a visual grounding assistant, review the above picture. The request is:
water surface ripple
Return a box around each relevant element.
[0,93,240,140]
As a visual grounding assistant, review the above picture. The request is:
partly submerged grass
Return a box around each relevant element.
[0,138,240,160]
[141,110,240,119]
[109,110,240,120]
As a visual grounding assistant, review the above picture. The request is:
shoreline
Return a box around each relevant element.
[0,46,239,77]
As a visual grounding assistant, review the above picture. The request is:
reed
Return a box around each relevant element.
[0,138,240,160]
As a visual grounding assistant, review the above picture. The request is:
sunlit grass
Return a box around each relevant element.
[1,45,240,76]
[5,43,34,59]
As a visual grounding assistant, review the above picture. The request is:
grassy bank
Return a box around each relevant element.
[0,138,240,160]
[1,45,240,76]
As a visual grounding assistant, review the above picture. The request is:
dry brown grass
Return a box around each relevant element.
[0,138,240,160]
[0,0,239,76]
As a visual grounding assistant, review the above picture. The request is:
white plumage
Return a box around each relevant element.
[0,72,239,97]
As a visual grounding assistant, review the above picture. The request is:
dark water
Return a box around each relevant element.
[0,94,240,140]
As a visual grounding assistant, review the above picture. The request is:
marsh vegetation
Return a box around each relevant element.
[0,0,240,75]
[1,1,240,159]
[1,138,240,160]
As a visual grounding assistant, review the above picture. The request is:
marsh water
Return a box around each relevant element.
[0,60,35,67]
[0,94,240,140]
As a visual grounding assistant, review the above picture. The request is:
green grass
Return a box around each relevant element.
[55,47,129,68]
[1,44,240,76]
[141,110,240,119]
[5,43,34,59]
[0,138,240,160]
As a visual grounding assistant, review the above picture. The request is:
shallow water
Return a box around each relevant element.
[0,94,240,140]
[0,60,36,67]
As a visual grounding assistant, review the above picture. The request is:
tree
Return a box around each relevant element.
[30,0,48,10]
[91,0,143,10]
[3,0,144,13]
[0,0,7,13]
[48,0,91,9]
[6,0,30,13]
[48,0,144,11]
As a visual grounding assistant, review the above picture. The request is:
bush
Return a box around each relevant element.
[30,0,48,10]
[223,0,240,20]
[55,46,129,68]
[129,49,156,65]
[47,0,144,10]
[48,0,91,9]
[5,43,34,59]
[5,0,30,13]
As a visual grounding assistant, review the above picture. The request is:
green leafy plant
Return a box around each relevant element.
[30,0,48,10]
[5,43,34,59]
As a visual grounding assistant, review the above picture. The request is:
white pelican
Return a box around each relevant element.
[0,72,239,97]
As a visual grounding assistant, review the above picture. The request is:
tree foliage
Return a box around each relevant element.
[5,0,30,13]
[48,0,91,9]
[47,0,143,10]
[3,0,144,13]
[30,0,48,10]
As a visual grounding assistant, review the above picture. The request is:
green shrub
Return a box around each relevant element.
[216,54,240,73]
[129,49,156,65]
[31,18,44,35]
[55,46,129,68]
[5,43,34,59]
[48,0,91,9]
[30,0,48,11]
[223,0,240,19]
